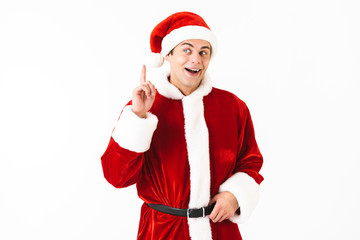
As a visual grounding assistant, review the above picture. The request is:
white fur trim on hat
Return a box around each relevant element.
[219,172,260,224]
[161,25,217,57]
[112,105,158,153]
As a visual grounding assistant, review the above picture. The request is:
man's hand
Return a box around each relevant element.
[132,65,156,118]
[209,191,239,223]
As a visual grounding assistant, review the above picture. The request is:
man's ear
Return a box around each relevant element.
[165,54,170,62]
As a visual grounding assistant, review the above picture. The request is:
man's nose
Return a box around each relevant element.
[190,52,201,64]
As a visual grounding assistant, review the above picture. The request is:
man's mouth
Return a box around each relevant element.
[185,68,201,74]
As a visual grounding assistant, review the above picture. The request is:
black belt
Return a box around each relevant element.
[147,203,215,218]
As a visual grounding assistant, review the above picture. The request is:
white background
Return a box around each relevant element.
[1,0,359,239]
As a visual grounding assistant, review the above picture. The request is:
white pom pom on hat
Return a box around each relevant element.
[147,11,217,68]
[146,52,165,68]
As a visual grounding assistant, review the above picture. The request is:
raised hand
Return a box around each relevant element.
[131,65,156,118]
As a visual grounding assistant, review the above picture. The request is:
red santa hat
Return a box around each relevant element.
[147,11,217,67]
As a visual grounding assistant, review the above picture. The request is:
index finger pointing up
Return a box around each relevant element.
[140,65,146,83]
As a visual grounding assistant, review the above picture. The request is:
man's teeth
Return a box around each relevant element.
[186,68,201,73]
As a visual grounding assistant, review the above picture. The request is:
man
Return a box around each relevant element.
[101,12,263,239]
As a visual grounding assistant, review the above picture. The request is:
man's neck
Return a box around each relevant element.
[167,76,201,96]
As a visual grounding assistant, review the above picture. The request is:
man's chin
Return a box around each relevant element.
[183,78,202,87]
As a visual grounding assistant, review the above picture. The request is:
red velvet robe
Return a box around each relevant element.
[101,72,263,240]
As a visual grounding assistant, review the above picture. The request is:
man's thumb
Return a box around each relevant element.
[209,194,219,205]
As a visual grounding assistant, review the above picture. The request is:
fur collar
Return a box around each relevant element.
[154,71,213,100]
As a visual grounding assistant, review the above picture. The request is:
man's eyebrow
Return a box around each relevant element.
[180,42,211,50]
[201,46,210,50]
[181,42,194,48]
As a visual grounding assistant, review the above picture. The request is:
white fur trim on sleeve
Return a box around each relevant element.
[219,172,260,224]
[112,105,158,153]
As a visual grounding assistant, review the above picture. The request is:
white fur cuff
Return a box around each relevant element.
[112,105,158,153]
[219,172,260,224]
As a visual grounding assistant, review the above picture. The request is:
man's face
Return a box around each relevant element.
[166,39,211,96]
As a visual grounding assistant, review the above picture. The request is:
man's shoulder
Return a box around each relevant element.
[209,87,247,107]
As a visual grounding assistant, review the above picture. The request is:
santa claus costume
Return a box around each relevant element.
[101,12,263,240]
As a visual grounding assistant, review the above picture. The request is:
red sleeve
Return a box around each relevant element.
[235,104,264,184]
[101,103,158,188]
[219,99,263,224]
[101,137,144,188]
